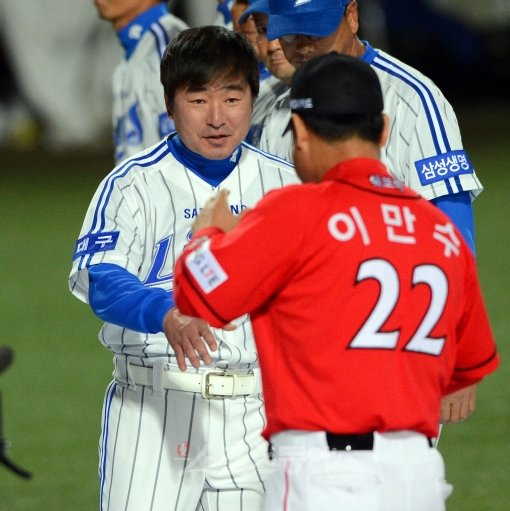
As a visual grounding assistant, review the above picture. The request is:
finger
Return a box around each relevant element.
[199,327,218,353]
[173,345,188,372]
[184,343,202,369]
[222,322,237,331]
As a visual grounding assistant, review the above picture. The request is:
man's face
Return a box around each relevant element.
[254,13,295,84]
[169,78,253,160]
[278,22,353,68]
[276,1,359,69]
[94,0,156,30]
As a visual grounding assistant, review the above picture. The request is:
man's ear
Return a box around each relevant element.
[345,0,359,35]
[291,113,309,152]
[380,113,390,148]
[164,93,174,118]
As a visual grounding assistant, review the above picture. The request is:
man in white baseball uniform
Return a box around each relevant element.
[93,0,188,164]
[240,0,295,147]
[69,25,297,510]
[261,0,481,260]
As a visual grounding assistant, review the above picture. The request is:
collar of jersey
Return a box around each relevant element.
[323,158,393,184]
[216,0,233,25]
[117,3,168,59]
[166,133,242,188]
[259,62,272,82]
[359,41,379,65]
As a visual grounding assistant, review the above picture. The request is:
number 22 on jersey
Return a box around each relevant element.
[349,258,447,356]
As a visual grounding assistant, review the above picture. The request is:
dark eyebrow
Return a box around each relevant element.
[186,82,246,93]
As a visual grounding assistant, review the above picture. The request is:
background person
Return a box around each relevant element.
[94,0,188,164]
[240,0,295,147]
[173,52,499,511]
[260,0,481,258]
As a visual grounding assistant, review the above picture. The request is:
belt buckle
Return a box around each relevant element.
[202,371,234,399]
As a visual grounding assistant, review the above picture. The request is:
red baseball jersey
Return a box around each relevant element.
[174,158,498,439]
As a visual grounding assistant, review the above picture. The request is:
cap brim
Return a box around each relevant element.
[239,1,269,25]
[267,8,344,41]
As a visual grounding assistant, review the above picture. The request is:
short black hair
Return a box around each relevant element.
[161,26,259,107]
[295,113,384,143]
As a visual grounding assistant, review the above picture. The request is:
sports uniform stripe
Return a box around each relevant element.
[149,389,169,510]
[174,393,198,510]
[372,54,451,154]
[78,142,169,270]
[159,169,179,270]
[222,400,241,489]
[241,141,294,169]
[124,385,146,510]
[106,386,126,510]
[241,398,266,491]
[150,21,170,59]
[99,382,117,511]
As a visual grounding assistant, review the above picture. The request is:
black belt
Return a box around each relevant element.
[326,432,374,451]
[326,432,433,451]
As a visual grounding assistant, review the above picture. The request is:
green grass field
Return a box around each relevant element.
[0,103,509,509]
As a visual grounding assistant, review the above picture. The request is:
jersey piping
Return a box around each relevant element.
[149,20,170,59]
[78,140,170,270]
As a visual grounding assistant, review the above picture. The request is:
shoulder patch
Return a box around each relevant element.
[185,239,228,294]
[73,232,120,260]
[415,150,473,186]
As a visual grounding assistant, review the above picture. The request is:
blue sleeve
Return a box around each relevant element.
[88,263,175,333]
[431,191,475,254]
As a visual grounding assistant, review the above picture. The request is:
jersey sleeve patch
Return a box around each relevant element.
[73,232,120,260]
[185,239,228,294]
[415,150,473,187]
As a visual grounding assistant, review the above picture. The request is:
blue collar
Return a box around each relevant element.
[360,41,379,65]
[117,4,168,59]
[259,62,272,82]
[216,0,233,25]
[166,133,242,187]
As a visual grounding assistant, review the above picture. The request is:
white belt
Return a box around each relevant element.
[124,364,261,399]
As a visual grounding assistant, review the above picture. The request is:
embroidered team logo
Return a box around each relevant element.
[176,442,189,459]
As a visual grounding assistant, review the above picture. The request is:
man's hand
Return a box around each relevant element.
[162,307,235,371]
[192,189,239,235]
[440,384,477,424]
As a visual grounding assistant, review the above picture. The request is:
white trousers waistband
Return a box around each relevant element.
[271,430,432,461]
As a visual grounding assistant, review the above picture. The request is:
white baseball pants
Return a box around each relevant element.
[99,381,270,510]
[265,430,453,511]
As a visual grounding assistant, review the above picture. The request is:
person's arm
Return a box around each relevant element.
[88,263,174,333]
[431,191,475,254]
[174,189,301,325]
[88,263,221,370]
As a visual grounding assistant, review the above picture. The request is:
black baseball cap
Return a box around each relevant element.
[290,53,384,116]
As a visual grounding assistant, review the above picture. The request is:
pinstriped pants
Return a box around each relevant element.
[99,381,270,511]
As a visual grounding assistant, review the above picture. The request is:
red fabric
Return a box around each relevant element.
[174,158,498,439]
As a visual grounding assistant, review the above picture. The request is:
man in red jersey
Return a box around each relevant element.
[173,53,499,511]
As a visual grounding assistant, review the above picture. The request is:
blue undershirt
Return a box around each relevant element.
[117,3,168,59]
[88,135,242,333]
[431,191,475,254]
[166,133,241,187]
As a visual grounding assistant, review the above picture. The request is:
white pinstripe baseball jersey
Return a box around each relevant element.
[247,74,289,148]
[112,12,188,164]
[69,136,298,373]
[69,135,297,510]
[260,43,483,202]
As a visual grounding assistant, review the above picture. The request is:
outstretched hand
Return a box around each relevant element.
[163,307,235,371]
